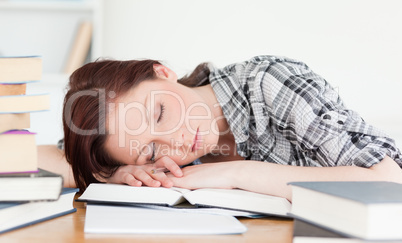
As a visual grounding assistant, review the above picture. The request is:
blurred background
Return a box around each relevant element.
[1,0,401,146]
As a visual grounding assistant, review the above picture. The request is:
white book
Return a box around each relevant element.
[84,204,247,235]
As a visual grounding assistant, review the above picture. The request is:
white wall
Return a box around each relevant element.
[6,0,400,146]
[0,2,97,73]
[101,0,402,145]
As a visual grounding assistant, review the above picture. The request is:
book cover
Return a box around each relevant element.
[0,187,79,234]
[0,130,37,173]
[290,181,402,204]
[0,56,42,83]
[292,219,398,243]
[289,181,402,240]
[293,219,349,243]
[78,183,291,217]
[0,168,63,202]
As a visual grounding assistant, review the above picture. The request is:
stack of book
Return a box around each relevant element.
[289,181,402,242]
[0,56,48,173]
[0,56,78,234]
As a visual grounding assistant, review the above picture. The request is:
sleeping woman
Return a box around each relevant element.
[40,55,402,201]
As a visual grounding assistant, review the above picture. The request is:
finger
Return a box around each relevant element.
[151,172,174,188]
[165,173,184,188]
[156,156,183,177]
[134,169,161,187]
[122,173,142,187]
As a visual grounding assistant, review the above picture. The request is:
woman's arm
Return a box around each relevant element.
[168,156,402,202]
[234,156,402,201]
[37,145,76,188]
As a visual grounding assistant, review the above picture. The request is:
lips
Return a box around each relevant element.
[191,128,200,152]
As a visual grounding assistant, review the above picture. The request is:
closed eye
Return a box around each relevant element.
[157,102,165,123]
[150,142,156,163]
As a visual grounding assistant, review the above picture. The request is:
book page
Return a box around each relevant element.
[78,183,187,206]
[170,187,191,194]
[183,188,291,216]
[136,203,261,218]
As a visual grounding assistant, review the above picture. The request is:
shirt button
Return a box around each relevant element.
[323,114,331,120]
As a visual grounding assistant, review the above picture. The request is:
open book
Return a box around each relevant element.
[78,183,291,217]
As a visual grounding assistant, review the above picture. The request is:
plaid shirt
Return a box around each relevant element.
[208,55,402,168]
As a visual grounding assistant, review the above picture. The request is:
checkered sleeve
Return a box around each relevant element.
[259,56,402,168]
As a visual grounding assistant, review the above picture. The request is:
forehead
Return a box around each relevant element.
[105,84,150,165]
[108,85,148,132]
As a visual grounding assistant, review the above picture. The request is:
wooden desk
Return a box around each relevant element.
[1,195,294,243]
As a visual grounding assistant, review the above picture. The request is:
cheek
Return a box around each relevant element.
[188,104,210,123]
[104,136,132,165]
[203,132,220,153]
[158,95,186,132]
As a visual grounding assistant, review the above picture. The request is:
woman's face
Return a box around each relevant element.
[104,70,220,167]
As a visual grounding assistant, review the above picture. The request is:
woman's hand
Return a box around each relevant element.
[105,156,184,188]
[166,162,241,190]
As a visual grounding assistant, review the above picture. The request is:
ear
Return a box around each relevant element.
[153,64,178,83]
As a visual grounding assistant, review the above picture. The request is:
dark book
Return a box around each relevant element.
[289,181,402,241]
[292,219,402,243]
[0,188,78,234]
[0,169,63,202]
[293,219,347,243]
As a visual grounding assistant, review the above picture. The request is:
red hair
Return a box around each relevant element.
[63,59,161,191]
[62,59,211,191]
